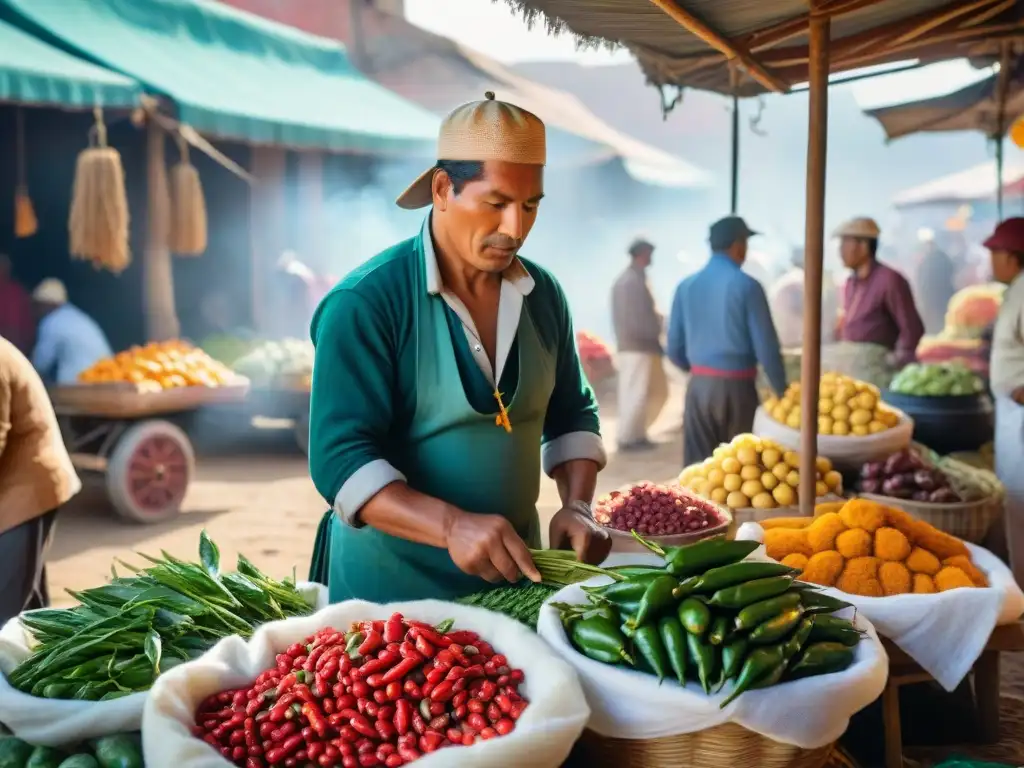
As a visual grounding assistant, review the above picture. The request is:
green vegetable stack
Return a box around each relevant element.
[8,532,312,702]
[890,362,984,397]
[0,732,142,768]
[554,534,865,707]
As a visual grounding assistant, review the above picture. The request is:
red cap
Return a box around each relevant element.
[983,217,1024,251]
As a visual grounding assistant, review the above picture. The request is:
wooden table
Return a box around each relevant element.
[880,622,1024,768]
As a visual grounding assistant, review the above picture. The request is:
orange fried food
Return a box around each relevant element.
[942,556,988,587]
[874,527,912,562]
[764,528,813,561]
[935,566,974,592]
[781,553,809,571]
[882,504,923,543]
[836,556,883,597]
[838,499,886,533]
[835,528,873,559]
[905,547,941,576]
[879,561,912,596]
[761,517,814,530]
[912,573,937,594]
[802,551,845,587]
[814,501,845,518]
[806,512,848,553]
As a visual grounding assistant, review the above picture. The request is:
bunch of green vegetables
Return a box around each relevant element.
[0,732,141,768]
[8,532,312,701]
[555,534,865,707]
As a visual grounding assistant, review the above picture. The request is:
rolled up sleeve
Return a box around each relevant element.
[308,290,404,527]
[541,279,607,476]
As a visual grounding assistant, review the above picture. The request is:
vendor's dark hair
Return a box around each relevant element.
[435,160,484,195]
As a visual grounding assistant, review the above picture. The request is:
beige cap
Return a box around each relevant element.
[32,278,67,305]
[833,217,881,239]
[396,92,546,210]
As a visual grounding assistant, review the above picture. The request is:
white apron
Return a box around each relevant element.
[995,395,1024,585]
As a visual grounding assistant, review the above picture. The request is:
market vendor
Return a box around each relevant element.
[30,278,113,385]
[306,93,611,603]
[982,217,1024,584]
[835,217,924,366]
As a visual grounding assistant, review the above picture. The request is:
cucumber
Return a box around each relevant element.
[0,737,34,768]
[56,757,99,768]
[26,747,65,768]
[91,736,142,768]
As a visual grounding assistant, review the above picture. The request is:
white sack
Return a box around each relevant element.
[143,599,589,768]
[737,522,1024,691]
[753,405,913,471]
[0,582,328,746]
[537,582,888,749]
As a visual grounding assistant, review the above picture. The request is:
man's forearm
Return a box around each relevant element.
[358,482,457,549]
[552,459,599,508]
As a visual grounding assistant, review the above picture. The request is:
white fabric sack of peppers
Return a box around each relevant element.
[536,580,888,748]
[143,599,589,768]
[736,522,1024,691]
[0,582,328,746]
[752,405,914,471]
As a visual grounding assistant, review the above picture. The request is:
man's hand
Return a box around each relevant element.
[549,503,612,565]
[445,511,541,584]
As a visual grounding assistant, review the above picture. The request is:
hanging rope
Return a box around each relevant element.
[14,108,37,238]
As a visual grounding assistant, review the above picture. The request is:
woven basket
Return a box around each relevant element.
[574,725,835,768]
[860,492,1003,543]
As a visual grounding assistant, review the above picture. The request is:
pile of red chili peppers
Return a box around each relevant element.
[191,613,529,767]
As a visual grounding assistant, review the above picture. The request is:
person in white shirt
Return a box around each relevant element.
[30,278,113,385]
[769,247,839,349]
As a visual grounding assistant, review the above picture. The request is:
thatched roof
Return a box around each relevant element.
[498,0,1024,97]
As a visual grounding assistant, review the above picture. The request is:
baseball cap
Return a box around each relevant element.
[983,217,1024,252]
[833,217,881,239]
[32,278,67,305]
[709,216,759,250]
[396,92,546,210]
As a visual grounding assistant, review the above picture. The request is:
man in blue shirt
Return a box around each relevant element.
[668,216,787,465]
[31,278,113,385]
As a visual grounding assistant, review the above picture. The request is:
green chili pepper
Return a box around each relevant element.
[708,615,729,646]
[719,644,786,708]
[734,591,803,631]
[618,601,640,617]
[750,659,788,691]
[709,575,794,609]
[749,606,804,645]
[789,642,855,680]
[783,618,814,661]
[607,565,667,578]
[630,575,678,628]
[570,615,634,665]
[345,632,364,656]
[677,597,711,636]
[582,575,660,605]
[661,539,760,578]
[799,590,854,614]
[671,575,702,599]
[715,636,749,691]
[692,562,798,594]
[620,620,637,639]
[634,624,669,682]
[686,631,717,694]
[808,615,865,647]
[658,615,688,686]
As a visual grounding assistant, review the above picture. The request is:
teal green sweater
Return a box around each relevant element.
[308,228,604,524]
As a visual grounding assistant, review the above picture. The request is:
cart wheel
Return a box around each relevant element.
[295,410,310,456]
[106,420,194,524]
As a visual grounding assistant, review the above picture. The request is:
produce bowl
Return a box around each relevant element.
[603,505,733,553]
[882,389,993,454]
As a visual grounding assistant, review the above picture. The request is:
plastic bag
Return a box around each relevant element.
[0,583,328,746]
[753,405,914,471]
[736,523,1024,691]
[143,599,590,768]
[536,580,888,749]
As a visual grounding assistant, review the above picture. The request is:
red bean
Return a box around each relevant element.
[494,718,515,735]
[384,756,404,768]
[373,690,388,704]
[358,754,380,767]
[350,714,378,740]
[467,713,488,732]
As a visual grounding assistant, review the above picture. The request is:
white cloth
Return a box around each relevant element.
[536,577,888,748]
[989,274,1024,398]
[143,599,589,768]
[736,522,1024,691]
[995,395,1024,585]
[0,583,328,746]
[31,303,113,384]
[616,351,668,444]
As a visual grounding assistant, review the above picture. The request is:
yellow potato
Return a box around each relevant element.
[726,491,751,509]
[782,451,799,467]
[772,463,791,481]
[818,399,834,415]
[785,412,801,429]
[751,492,776,510]
[831,404,851,421]
[721,457,741,474]
[816,456,832,473]
[772,405,788,421]
[740,464,762,481]
[707,468,725,487]
[786,470,801,488]
[696,481,713,497]
[819,384,835,400]
[832,387,852,405]
[761,448,781,469]
[741,479,764,499]
[763,397,779,410]
[736,446,759,466]
[780,397,793,411]
[868,420,887,434]
[773,484,796,507]
[851,425,869,436]
[761,471,780,490]
[723,474,742,492]
[832,420,850,436]
[849,409,872,427]
[710,487,728,504]
[818,416,834,435]
[815,481,828,497]
[856,392,878,410]
[824,470,843,490]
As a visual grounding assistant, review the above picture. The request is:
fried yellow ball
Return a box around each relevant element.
[765,527,813,560]
[839,499,886,533]
[781,553,809,571]
[835,528,873,559]
[836,556,884,597]
[905,547,941,576]
[874,527,913,562]
[879,561,912,596]
[912,573,937,594]
[935,566,974,592]
[942,555,988,588]
[802,550,845,587]
[807,512,848,553]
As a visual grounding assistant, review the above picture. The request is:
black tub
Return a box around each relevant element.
[882,390,994,454]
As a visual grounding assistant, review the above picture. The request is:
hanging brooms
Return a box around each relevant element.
[168,134,208,256]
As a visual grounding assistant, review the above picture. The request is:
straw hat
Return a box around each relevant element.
[396,92,546,210]
[833,217,881,240]
[32,278,67,305]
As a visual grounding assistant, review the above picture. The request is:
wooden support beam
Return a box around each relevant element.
[144,121,180,342]
[746,0,888,52]
[798,6,829,518]
[889,0,1004,46]
[647,0,789,92]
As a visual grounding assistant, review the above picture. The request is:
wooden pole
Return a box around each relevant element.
[798,6,830,517]
[297,151,326,273]
[249,146,288,335]
[144,120,180,341]
[730,95,740,213]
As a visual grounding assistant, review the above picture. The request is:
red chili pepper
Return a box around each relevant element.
[398,642,418,660]
[302,701,329,738]
[402,680,422,700]
[419,731,444,754]
[380,656,420,685]
[393,699,412,735]
[445,630,479,645]
[375,720,396,741]
[384,614,405,644]
[410,712,426,735]
[384,681,402,701]
[414,628,450,647]
[365,673,385,689]
[429,680,455,703]
[350,714,378,740]
[246,758,264,768]
[463,664,485,679]
[413,635,435,659]
[268,693,298,722]
[425,667,445,684]
[358,630,383,657]
[358,651,400,677]
[304,645,328,673]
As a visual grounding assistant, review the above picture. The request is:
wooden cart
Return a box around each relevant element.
[242,376,312,454]
[50,381,250,524]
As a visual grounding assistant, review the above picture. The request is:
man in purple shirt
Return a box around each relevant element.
[835,217,924,366]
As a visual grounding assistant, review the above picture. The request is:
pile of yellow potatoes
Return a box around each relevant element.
[764,372,902,436]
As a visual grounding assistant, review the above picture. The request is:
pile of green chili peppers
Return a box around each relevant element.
[554,534,866,708]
